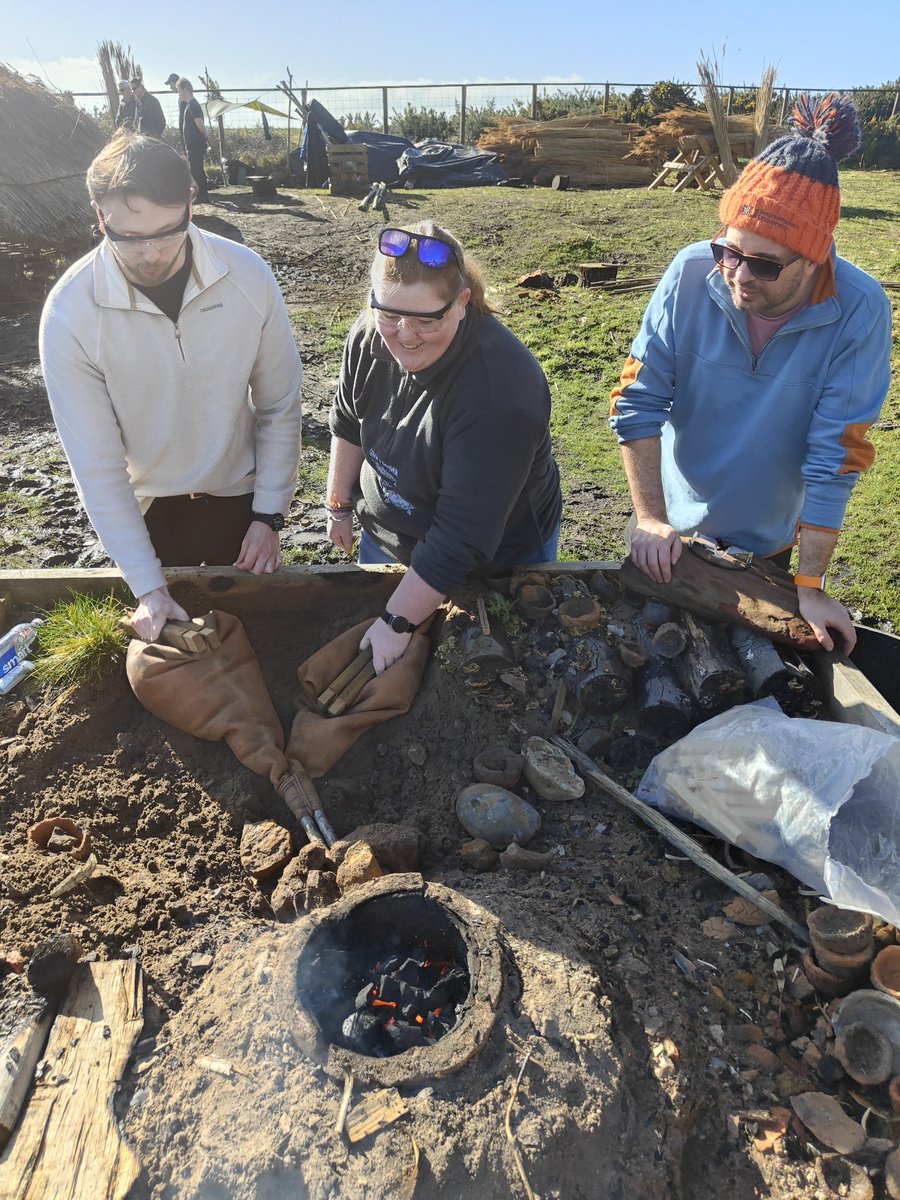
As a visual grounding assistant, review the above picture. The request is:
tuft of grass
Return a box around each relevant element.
[33,593,130,688]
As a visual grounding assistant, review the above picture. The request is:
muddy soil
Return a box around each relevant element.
[0,193,890,1199]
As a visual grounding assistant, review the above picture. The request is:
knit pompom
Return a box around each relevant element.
[790,93,861,161]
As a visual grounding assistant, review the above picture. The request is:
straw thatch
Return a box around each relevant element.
[697,55,737,186]
[754,66,777,157]
[626,107,786,167]
[477,115,653,187]
[0,65,105,251]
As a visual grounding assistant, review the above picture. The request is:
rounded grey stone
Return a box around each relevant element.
[455,784,541,850]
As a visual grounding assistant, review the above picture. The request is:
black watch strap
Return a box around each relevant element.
[380,610,418,634]
[251,511,285,531]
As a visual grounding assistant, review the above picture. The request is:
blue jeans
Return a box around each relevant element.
[357,524,561,567]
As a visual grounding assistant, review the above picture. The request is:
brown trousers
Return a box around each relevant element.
[143,492,254,567]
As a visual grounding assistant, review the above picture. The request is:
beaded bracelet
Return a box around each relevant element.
[322,495,353,515]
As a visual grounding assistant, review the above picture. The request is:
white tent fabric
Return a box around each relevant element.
[202,97,290,121]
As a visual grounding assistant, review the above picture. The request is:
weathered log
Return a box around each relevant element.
[677,612,747,717]
[567,635,631,714]
[619,541,820,651]
[652,621,687,658]
[0,960,144,1200]
[728,626,825,718]
[633,626,693,741]
[0,992,53,1148]
[457,625,514,680]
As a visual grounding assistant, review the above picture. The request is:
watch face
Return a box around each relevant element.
[271,513,285,531]
[384,612,412,633]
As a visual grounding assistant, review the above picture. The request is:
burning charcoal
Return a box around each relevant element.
[385,1023,426,1051]
[400,1001,422,1023]
[394,958,423,986]
[356,983,376,1009]
[341,1010,384,1053]
[408,948,430,966]
[376,976,402,1004]
[374,953,400,976]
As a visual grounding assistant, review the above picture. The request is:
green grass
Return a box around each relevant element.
[33,593,130,688]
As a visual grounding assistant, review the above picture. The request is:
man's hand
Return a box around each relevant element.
[130,587,190,642]
[234,521,282,574]
[797,588,856,654]
[327,513,354,554]
[629,518,683,583]
[361,619,412,675]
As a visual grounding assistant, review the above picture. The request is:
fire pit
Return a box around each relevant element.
[285,874,503,1086]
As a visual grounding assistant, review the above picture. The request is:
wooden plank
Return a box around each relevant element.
[0,996,54,1148]
[0,961,144,1200]
[810,652,900,739]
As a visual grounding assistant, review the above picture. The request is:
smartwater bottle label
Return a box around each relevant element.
[1,645,21,676]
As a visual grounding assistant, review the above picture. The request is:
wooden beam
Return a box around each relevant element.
[810,652,900,739]
[0,996,54,1148]
[0,961,144,1200]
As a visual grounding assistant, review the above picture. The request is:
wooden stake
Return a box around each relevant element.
[505,1049,536,1200]
[0,961,144,1200]
[327,660,377,717]
[334,1071,354,1137]
[476,597,491,636]
[552,736,810,944]
[317,647,373,710]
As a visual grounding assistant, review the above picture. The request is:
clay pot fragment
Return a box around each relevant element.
[473,744,525,789]
[814,940,874,980]
[834,1021,893,1085]
[516,584,555,622]
[889,1074,900,1114]
[499,843,557,872]
[833,990,900,1076]
[802,950,855,999]
[27,816,91,862]
[558,597,603,635]
[815,1155,873,1200]
[872,945,900,1000]
[808,907,873,955]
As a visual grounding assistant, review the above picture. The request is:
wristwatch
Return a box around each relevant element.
[251,511,285,531]
[380,610,418,634]
[793,573,826,590]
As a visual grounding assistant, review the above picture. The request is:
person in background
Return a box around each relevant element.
[40,134,303,641]
[609,94,891,654]
[130,78,166,139]
[176,77,209,201]
[327,222,562,674]
[165,72,186,148]
[114,80,135,130]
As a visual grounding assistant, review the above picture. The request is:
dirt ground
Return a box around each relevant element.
[0,191,893,1200]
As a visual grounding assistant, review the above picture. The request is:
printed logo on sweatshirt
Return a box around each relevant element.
[368,450,415,516]
[200,302,224,313]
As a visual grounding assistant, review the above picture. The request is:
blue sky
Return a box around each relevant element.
[9,0,900,97]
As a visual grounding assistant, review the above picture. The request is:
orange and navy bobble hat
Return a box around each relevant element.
[719,93,861,300]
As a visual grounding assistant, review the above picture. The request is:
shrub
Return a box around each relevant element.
[389,104,456,143]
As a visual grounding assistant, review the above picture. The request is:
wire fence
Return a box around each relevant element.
[72,80,900,145]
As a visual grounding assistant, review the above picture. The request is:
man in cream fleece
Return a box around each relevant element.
[40,133,303,640]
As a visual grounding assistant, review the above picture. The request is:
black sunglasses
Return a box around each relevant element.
[104,206,190,247]
[378,227,460,269]
[369,290,455,323]
[710,240,802,282]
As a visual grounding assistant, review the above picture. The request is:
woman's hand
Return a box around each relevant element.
[361,619,412,674]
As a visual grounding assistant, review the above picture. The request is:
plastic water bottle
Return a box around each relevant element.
[0,619,44,695]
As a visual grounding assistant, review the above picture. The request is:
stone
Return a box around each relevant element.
[239,820,293,881]
[335,843,383,893]
[522,737,584,802]
[407,743,427,766]
[791,1092,866,1154]
[742,1043,781,1073]
[459,838,498,872]
[456,784,541,850]
[304,869,340,910]
[577,727,613,760]
[340,823,424,873]
[190,952,213,974]
[295,841,328,872]
[270,857,310,922]
[499,843,557,872]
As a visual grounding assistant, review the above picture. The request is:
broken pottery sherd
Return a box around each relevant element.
[791,1092,866,1155]
[617,640,648,669]
[336,843,383,893]
[456,784,541,850]
[516,584,555,622]
[808,906,873,956]
[499,843,557,872]
[651,622,687,659]
[871,945,900,1000]
[814,939,875,980]
[815,1154,873,1200]
[834,1021,893,1085]
[473,744,525,789]
[589,570,620,603]
[802,950,856,999]
[459,838,499,872]
[522,737,585,802]
[239,820,294,881]
[833,990,900,1076]
[558,597,603,635]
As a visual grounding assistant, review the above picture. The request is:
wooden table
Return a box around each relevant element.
[649,134,755,192]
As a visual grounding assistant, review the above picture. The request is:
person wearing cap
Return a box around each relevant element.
[609,94,891,654]
[326,221,562,674]
[40,133,302,641]
[114,80,136,130]
[130,78,166,139]
[165,73,186,142]
[176,77,209,201]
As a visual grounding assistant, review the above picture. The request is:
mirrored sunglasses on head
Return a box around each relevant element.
[378,227,459,269]
[710,239,800,282]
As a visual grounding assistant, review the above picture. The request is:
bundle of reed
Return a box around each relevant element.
[697,54,736,186]
[0,65,105,251]
[478,115,652,187]
[754,66,777,157]
[627,108,783,166]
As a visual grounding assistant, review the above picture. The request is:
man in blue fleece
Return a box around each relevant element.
[610,95,891,653]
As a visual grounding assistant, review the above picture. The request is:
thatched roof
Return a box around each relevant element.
[0,64,105,250]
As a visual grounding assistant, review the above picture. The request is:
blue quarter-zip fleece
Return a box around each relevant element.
[609,241,891,556]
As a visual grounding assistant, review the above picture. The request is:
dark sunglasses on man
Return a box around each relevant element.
[710,239,801,282]
[378,227,460,269]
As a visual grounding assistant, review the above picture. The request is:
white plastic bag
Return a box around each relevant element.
[637,700,900,925]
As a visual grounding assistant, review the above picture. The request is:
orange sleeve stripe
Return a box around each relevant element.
[839,422,876,475]
[609,355,643,417]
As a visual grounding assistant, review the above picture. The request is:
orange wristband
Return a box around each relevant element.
[793,573,826,590]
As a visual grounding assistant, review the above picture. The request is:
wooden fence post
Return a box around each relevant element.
[459,84,467,144]
[531,83,538,119]
[727,85,734,115]
[779,87,789,124]
[603,82,610,112]
[382,86,389,134]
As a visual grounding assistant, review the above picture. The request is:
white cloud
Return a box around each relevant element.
[9,55,104,95]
